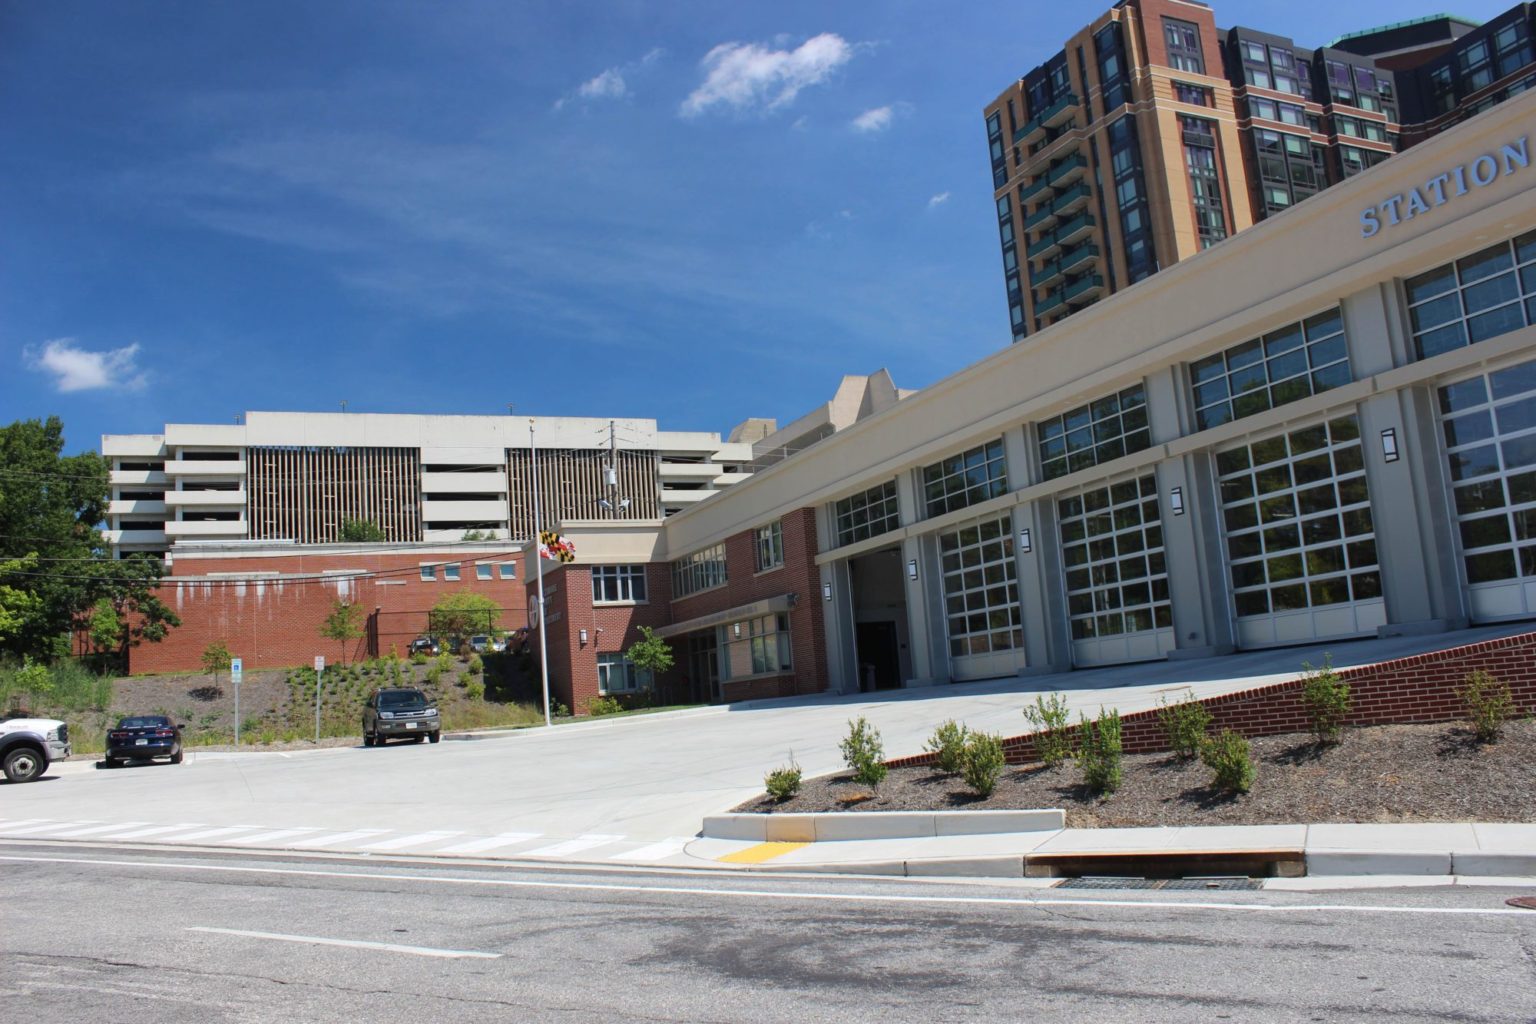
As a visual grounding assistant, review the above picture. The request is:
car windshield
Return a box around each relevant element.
[378,692,427,710]
[119,716,170,729]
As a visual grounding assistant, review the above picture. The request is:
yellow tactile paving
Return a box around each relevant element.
[717,841,809,864]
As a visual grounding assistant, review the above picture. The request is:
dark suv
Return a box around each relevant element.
[363,688,441,746]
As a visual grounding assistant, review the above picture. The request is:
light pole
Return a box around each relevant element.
[530,419,553,728]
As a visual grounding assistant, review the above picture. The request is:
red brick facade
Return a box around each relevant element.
[889,631,1536,768]
[127,549,528,673]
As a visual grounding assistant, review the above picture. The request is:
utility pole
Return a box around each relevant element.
[531,419,553,728]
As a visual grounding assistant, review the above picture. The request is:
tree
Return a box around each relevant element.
[320,600,365,665]
[427,592,500,648]
[339,518,385,542]
[0,417,180,664]
[201,639,232,688]
[626,626,674,689]
[461,529,494,541]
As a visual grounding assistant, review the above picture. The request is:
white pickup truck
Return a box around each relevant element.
[0,715,71,783]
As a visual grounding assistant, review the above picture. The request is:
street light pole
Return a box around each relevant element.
[530,419,553,728]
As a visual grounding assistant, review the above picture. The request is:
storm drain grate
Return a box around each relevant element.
[1055,876,1262,891]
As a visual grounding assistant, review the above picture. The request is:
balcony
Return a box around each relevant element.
[1035,290,1067,317]
[1047,152,1088,186]
[163,520,248,539]
[1011,92,1077,145]
[1029,257,1064,290]
[1052,181,1091,218]
[1017,176,1053,204]
[1064,273,1106,304]
[1024,203,1059,232]
[107,499,167,516]
[1054,212,1097,247]
[1028,231,1063,262]
[164,459,245,476]
[164,490,246,507]
[1058,242,1100,275]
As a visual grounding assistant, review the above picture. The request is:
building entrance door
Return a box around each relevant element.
[854,621,902,691]
[847,546,911,691]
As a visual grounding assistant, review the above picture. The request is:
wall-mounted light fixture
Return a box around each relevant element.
[578,628,588,646]
[822,581,832,601]
[1381,427,1400,463]
[1170,486,1186,516]
[733,622,742,639]
[1019,528,1033,554]
[906,559,919,581]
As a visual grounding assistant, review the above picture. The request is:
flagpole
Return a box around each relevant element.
[530,418,553,728]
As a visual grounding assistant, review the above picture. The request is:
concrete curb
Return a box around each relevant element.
[700,809,1065,842]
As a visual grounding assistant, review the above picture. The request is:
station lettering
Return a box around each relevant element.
[1359,136,1529,239]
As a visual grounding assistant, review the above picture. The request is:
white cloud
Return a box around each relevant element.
[24,338,147,393]
[577,68,628,101]
[850,106,893,133]
[927,191,951,208]
[680,33,854,118]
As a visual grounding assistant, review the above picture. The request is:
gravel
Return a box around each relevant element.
[735,720,1536,826]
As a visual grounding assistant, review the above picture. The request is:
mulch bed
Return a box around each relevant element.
[735,720,1536,827]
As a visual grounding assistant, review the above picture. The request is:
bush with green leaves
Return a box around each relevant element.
[1075,707,1123,795]
[924,719,971,775]
[960,731,1006,798]
[764,760,802,802]
[463,678,485,701]
[1023,692,1073,767]
[1300,656,1351,744]
[466,654,484,676]
[586,695,623,717]
[840,716,888,788]
[1202,729,1255,794]
[1460,669,1516,743]
[410,652,428,666]
[1158,693,1213,759]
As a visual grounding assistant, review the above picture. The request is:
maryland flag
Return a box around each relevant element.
[538,530,576,563]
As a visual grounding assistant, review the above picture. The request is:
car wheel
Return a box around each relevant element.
[171,748,183,764]
[413,734,424,744]
[428,731,441,744]
[3,747,45,783]
[375,735,387,746]
[362,733,373,747]
[97,758,116,770]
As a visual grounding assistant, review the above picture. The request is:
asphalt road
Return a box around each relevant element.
[4,841,1535,1023]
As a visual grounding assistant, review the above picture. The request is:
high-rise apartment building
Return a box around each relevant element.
[986,0,1536,342]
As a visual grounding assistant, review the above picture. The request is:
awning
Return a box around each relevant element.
[654,593,798,639]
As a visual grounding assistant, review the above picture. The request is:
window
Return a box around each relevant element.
[1216,416,1379,617]
[672,544,727,598]
[476,564,493,581]
[1191,308,1351,431]
[732,614,792,675]
[420,565,436,581]
[1038,384,1150,480]
[1181,116,1226,249]
[940,515,1021,657]
[835,480,901,545]
[499,562,516,579]
[1406,232,1536,360]
[1163,17,1205,75]
[597,653,650,694]
[1107,115,1157,283]
[754,521,784,572]
[1174,82,1210,106]
[593,565,647,603]
[1058,475,1171,639]
[922,439,1008,517]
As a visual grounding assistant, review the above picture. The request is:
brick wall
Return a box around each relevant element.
[889,630,1536,768]
[128,550,527,674]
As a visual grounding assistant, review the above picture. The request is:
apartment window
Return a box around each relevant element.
[1495,21,1534,77]
[597,653,650,694]
[1246,66,1273,90]
[1107,115,1157,283]
[1460,39,1495,93]
[672,544,727,598]
[1241,40,1266,64]
[835,480,901,546]
[476,564,493,581]
[754,521,784,572]
[444,563,460,581]
[1216,416,1379,616]
[1094,21,1130,112]
[1191,308,1351,430]
[1038,384,1150,481]
[922,439,1008,518]
[1163,18,1205,75]
[940,515,1021,657]
[1058,475,1171,639]
[986,112,1001,139]
[593,565,647,602]
[498,562,516,579]
[1174,82,1210,106]
[1406,233,1536,360]
[420,565,436,582]
[741,614,792,674]
[1181,116,1226,249]
[1429,65,1456,114]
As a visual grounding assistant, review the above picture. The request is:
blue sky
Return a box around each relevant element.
[1,0,1514,455]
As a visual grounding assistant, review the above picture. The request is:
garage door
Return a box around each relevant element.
[939,513,1026,681]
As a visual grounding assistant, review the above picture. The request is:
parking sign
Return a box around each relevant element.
[230,657,243,685]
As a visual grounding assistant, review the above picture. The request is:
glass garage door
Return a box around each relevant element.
[1057,473,1175,666]
[939,514,1025,680]
[1214,414,1385,647]
[1438,357,1536,620]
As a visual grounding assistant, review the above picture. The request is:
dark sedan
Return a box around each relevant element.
[104,715,184,767]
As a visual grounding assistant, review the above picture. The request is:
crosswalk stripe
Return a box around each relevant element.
[44,822,151,838]
[0,821,87,836]
[222,828,320,845]
[0,820,52,833]
[359,831,464,851]
[613,837,693,862]
[103,823,207,840]
[291,830,390,849]
[521,834,624,858]
[168,826,264,843]
[437,832,542,854]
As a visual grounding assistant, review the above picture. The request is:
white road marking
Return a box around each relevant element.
[186,926,501,959]
[613,838,693,862]
[0,819,53,833]
[8,854,1534,919]
[167,826,265,843]
[437,832,542,855]
[291,830,391,849]
[359,830,463,851]
[0,821,90,836]
[42,822,151,838]
[521,834,624,858]
[102,824,207,840]
[221,828,319,845]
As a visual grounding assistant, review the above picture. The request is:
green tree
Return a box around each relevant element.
[339,518,385,542]
[625,626,674,687]
[201,639,232,688]
[319,600,365,665]
[427,591,500,647]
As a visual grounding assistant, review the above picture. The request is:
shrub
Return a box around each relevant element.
[764,760,802,802]
[411,652,428,666]
[1202,729,1255,794]
[586,695,623,717]
[1076,707,1123,795]
[960,731,1006,798]
[924,719,971,775]
[1023,692,1073,767]
[551,702,571,719]
[463,678,485,701]
[1300,656,1351,744]
[1158,694,1212,759]
[466,654,484,676]
[1460,669,1516,743]
[840,716,888,788]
